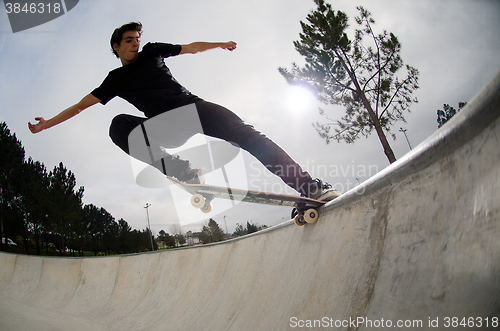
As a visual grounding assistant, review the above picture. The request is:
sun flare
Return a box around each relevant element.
[285,85,316,114]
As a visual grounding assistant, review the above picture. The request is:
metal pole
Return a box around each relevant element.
[223,215,228,235]
[399,128,412,150]
[144,203,154,251]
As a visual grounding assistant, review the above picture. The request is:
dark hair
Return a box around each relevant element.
[110,22,143,57]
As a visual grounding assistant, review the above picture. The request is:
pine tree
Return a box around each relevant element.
[437,102,466,128]
[200,219,225,244]
[0,122,25,251]
[279,1,419,164]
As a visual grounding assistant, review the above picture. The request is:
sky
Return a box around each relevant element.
[1,0,499,235]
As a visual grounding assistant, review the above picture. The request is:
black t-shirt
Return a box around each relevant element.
[91,42,201,118]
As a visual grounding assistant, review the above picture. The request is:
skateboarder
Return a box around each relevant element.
[28,22,340,201]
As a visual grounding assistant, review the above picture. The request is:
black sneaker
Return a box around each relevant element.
[176,166,205,184]
[306,179,341,201]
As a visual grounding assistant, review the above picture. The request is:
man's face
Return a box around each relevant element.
[113,30,140,65]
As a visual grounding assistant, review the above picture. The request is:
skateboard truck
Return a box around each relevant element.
[291,205,319,226]
[191,193,213,213]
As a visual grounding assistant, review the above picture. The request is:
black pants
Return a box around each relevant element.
[109,100,314,195]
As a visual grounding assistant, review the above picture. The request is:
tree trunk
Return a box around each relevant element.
[0,213,4,252]
[23,223,31,255]
[338,53,397,164]
[59,217,65,256]
[359,93,397,163]
[35,230,41,255]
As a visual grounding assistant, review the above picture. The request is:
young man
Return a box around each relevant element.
[29,22,340,201]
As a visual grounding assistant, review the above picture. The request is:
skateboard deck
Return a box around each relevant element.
[167,176,326,226]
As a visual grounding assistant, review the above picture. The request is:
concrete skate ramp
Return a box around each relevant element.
[1,72,500,331]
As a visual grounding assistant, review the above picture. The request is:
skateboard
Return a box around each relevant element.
[167,176,326,226]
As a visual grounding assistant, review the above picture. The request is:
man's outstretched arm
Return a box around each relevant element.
[179,41,237,55]
[28,93,100,134]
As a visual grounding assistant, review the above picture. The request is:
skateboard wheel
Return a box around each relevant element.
[304,208,319,223]
[191,194,205,209]
[294,214,306,226]
[201,204,212,213]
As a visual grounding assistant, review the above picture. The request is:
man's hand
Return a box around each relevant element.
[221,41,237,51]
[28,117,48,134]
[28,94,100,134]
